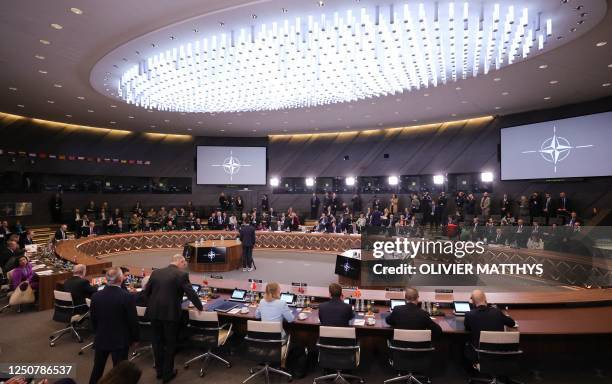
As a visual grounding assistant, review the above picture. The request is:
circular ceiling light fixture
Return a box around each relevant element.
[93,0,604,114]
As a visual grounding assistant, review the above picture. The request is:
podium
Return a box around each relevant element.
[186,239,242,272]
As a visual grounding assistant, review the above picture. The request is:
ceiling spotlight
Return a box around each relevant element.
[433,175,445,185]
[39,39,51,45]
[110,121,116,124]
[281,8,288,13]
[596,41,607,47]
[251,14,257,19]
[50,23,63,30]
[539,64,548,69]
[76,96,85,100]
[34,54,45,60]
[549,80,558,84]
[494,106,502,110]
[8,87,17,91]
[481,172,494,182]
[70,7,83,15]
[38,70,48,74]
[502,91,509,96]
[544,96,552,100]
[66,114,72,117]
[110,105,117,108]
[603,83,611,87]
[270,177,280,187]
[388,176,399,186]
[493,77,501,82]
[128,116,135,119]
[608,64,612,68]
[318,1,325,6]
[305,177,315,187]
[17,104,25,108]
[87,109,94,112]
[345,176,356,186]
[47,100,54,104]
[53,83,62,88]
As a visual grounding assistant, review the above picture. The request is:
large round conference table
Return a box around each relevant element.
[53,230,612,364]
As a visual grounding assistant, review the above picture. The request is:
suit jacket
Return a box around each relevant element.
[63,275,98,308]
[318,298,354,327]
[464,305,515,346]
[385,303,442,338]
[54,229,67,241]
[90,285,139,351]
[144,264,202,322]
[238,224,256,247]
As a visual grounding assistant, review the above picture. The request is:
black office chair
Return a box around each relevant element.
[49,290,89,346]
[385,329,434,384]
[183,310,233,377]
[130,306,154,362]
[469,331,523,384]
[242,320,292,384]
[78,298,93,355]
[314,326,364,384]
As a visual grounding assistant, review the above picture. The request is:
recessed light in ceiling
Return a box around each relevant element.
[110,121,117,124]
[455,87,461,90]
[110,105,117,108]
[34,54,45,60]
[451,113,457,117]
[394,111,399,115]
[220,129,225,132]
[39,39,51,45]
[252,129,257,132]
[76,96,85,100]
[150,125,156,128]
[544,96,552,100]
[608,64,612,68]
[88,109,94,112]
[47,100,54,104]
[164,119,170,123]
[50,23,63,30]
[603,83,611,87]
[424,93,430,97]
[128,116,134,119]
[227,122,233,125]
[53,83,62,88]
[70,7,83,15]
[596,41,607,47]
[501,91,509,95]
[282,8,288,13]
[318,1,325,7]
[412,119,418,122]
[17,104,25,108]
[539,64,548,69]
[147,110,154,112]
[38,70,48,74]
[8,87,17,91]
[461,100,468,104]
[187,128,193,131]
[494,106,501,110]
[493,77,501,82]
[549,80,559,84]
[66,114,72,118]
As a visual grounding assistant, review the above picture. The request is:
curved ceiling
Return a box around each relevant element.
[1,0,612,136]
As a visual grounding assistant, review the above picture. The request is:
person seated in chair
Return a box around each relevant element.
[114,219,128,234]
[385,287,442,338]
[63,264,98,312]
[256,282,294,338]
[318,283,354,327]
[10,255,38,291]
[464,290,516,368]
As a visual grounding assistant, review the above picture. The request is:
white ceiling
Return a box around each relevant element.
[1,0,612,136]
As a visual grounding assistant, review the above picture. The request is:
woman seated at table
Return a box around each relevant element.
[256,282,294,338]
[10,255,38,291]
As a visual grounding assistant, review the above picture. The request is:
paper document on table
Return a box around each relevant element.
[353,319,366,326]
[227,308,241,314]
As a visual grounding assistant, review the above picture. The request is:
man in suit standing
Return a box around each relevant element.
[480,192,491,220]
[238,219,256,272]
[385,287,442,337]
[542,192,555,225]
[500,194,512,217]
[63,264,98,311]
[556,192,570,224]
[89,267,139,384]
[318,283,354,327]
[310,193,320,220]
[144,255,203,383]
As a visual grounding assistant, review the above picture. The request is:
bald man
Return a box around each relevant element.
[464,290,516,364]
[385,287,442,338]
[63,264,98,311]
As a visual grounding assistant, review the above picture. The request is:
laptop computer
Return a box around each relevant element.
[390,299,406,310]
[453,301,471,316]
[229,289,247,302]
[280,292,296,306]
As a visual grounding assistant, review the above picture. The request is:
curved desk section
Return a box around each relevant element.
[54,231,612,307]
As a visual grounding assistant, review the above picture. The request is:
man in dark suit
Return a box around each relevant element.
[385,288,442,338]
[55,224,68,241]
[19,229,34,249]
[89,267,139,384]
[144,255,203,383]
[310,193,320,219]
[1,240,22,272]
[464,290,515,365]
[556,192,570,224]
[542,192,555,225]
[318,283,354,327]
[63,264,98,311]
[83,221,98,237]
[238,220,256,272]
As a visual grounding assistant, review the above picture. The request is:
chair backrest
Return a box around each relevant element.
[135,306,152,341]
[188,311,220,350]
[318,326,358,370]
[389,329,434,373]
[245,320,284,365]
[477,331,522,377]
[52,290,76,323]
